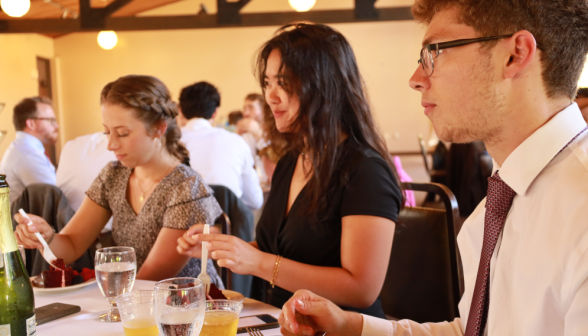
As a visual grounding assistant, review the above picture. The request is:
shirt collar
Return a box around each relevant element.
[184,118,213,131]
[15,131,45,153]
[495,103,587,196]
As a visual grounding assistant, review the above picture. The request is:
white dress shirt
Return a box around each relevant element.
[362,103,588,335]
[0,131,56,204]
[181,118,263,210]
[56,132,115,231]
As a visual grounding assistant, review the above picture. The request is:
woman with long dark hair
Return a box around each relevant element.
[178,22,403,317]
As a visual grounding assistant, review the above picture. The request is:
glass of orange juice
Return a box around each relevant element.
[115,290,159,336]
[200,300,243,336]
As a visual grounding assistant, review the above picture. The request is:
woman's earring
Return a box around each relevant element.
[155,138,162,149]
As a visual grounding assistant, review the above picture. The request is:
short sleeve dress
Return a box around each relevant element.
[256,140,402,318]
[86,161,224,286]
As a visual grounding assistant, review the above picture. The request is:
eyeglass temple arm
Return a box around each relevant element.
[426,34,515,52]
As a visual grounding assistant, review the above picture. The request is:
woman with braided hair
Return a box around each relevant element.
[14,75,225,285]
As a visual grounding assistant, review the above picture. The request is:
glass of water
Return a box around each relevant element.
[95,246,137,322]
[154,278,206,336]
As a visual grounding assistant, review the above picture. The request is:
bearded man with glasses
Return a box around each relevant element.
[0,97,59,203]
[277,0,588,335]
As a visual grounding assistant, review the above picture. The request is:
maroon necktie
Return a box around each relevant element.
[464,172,516,336]
[464,126,587,336]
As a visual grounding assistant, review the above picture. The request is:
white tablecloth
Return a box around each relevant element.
[34,280,282,335]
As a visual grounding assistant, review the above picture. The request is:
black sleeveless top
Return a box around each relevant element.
[256,140,402,318]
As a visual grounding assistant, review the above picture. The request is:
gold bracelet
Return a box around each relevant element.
[270,255,282,289]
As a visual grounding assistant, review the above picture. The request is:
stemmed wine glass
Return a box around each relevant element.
[154,278,206,336]
[95,246,137,322]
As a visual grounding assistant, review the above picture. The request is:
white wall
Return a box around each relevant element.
[0,34,55,157]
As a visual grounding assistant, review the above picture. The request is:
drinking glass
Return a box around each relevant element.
[154,278,206,336]
[115,291,158,336]
[200,300,243,336]
[95,246,137,322]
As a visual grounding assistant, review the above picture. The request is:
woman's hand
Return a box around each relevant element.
[279,290,363,336]
[176,224,220,258]
[13,212,53,250]
[199,233,265,275]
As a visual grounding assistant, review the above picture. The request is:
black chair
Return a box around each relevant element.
[209,184,255,296]
[379,182,463,323]
[10,183,95,276]
[214,212,232,290]
[418,135,448,203]
[446,142,492,217]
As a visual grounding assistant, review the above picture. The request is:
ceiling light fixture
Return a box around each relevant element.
[97,31,118,50]
[288,0,316,12]
[1,0,31,17]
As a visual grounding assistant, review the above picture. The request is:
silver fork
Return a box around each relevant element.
[246,327,264,336]
[197,224,211,294]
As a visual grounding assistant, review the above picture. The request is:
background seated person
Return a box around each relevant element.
[179,81,263,210]
[0,97,58,204]
[15,75,224,284]
[237,93,265,154]
[56,132,116,233]
[177,23,403,318]
[225,110,244,133]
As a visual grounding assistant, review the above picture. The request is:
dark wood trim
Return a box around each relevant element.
[0,7,413,33]
[217,0,251,25]
[355,0,378,19]
[79,0,134,29]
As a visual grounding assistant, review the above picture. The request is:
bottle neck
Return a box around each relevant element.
[0,188,18,254]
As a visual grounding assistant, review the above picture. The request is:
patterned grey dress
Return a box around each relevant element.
[86,161,224,287]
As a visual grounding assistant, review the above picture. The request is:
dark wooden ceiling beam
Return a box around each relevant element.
[217,0,250,25]
[0,7,413,33]
[79,0,133,29]
[355,0,378,19]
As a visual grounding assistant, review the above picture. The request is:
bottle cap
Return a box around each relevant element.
[0,174,7,188]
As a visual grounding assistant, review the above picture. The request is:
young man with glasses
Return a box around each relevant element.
[277,0,588,335]
[0,97,59,203]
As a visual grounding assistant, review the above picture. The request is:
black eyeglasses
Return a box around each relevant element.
[32,117,58,125]
[418,34,514,77]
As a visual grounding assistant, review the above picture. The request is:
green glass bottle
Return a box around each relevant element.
[0,174,36,335]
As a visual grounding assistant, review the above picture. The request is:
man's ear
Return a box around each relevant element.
[210,108,218,121]
[25,118,36,131]
[503,30,537,79]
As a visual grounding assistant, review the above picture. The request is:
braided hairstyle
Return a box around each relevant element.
[100,75,189,163]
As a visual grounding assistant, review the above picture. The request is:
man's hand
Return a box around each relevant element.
[279,290,363,336]
[236,118,263,139]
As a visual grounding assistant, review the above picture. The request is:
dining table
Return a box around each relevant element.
[34,279,283,335]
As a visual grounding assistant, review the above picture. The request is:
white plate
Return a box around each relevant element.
[222,289,245,303]
[31,277,97,294]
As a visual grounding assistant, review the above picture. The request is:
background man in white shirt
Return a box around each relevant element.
[0,97,59,203]
[277,0,588,335]
[179,82,263,210]
[56,132,116,231]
